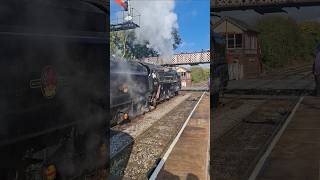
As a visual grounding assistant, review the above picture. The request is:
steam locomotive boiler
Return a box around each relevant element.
[110,59,150,125]
[0,0,108,179]
[110,58,181,125]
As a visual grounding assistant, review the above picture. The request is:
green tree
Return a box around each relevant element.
[191,66,209,83]
[256,16,305,68]
[172,28,182,50]
[299,21,320,60]
[110,31,158,59]
[203,68,210,79]
[110,28,182,60]
[110,31,133,58]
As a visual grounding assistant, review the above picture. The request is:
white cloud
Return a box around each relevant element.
[180,41,195,48]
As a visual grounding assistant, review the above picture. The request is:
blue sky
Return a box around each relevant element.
[110,0,210,54]
[174,0,210,53]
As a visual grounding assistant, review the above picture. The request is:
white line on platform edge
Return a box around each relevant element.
[149,92,206,180]
[248,96,304,180]
[206,99,210,180]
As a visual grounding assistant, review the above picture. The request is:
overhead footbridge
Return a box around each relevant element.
[142,51,210,66]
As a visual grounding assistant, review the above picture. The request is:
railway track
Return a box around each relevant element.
[211,95,267,141]
[211,95,300,180]
[212,64,314,180]
[226,65,314,96]
[70,93,193,180]
[110,92,205,179]
[248,97,304,180]
[262,64,313,80]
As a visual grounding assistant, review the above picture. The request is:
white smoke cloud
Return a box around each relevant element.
[130,0,178,60]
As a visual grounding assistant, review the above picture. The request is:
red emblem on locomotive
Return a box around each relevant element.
[41,66,57,98]
[30,66,59,99]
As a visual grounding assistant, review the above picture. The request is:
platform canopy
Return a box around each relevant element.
[212,0,320,14]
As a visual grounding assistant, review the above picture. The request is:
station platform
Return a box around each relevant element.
[181,86,209,91]
[155,93,210,180]
[226,79,314,95]
[255,96,320,180]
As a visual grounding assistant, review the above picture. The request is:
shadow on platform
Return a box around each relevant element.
[157,169,199,180]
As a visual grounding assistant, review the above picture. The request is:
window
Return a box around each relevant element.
[181,72,186,77]
[235,34,242,48]
[227,33,235,49]
[225,33,242,49]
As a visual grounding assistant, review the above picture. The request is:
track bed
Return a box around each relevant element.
[211,96,299,180]
[110,92,204,179]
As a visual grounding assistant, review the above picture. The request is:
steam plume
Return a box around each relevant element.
[131,0,178,60]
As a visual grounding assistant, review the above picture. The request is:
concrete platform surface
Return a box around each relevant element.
[256,96,320,180]
[181,86,209,91]
[227,79,314,90]
[156,94,210,180]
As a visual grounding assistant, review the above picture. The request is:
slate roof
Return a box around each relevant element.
[214,16,258,33]
[176,66,191,72]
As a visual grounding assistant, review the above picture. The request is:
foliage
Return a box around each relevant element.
[110,29,182,60]
[191,66,210,83]
[110,31,132,59]
[299,21,320,59]
[256,16,306,69]
[256,16,320,69]
[172,28,182,50]
[110,31,158,59]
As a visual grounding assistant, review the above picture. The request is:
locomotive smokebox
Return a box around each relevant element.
[0,0,108,178]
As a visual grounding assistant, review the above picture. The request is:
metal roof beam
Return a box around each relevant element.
[212,0,320,12]
[254,6,288,14]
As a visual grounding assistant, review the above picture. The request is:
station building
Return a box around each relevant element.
[213,16,262,80]
[175,66,192,87]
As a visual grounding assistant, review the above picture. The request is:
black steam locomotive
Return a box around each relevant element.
[0,0,108,179]
[110,58,181,125]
